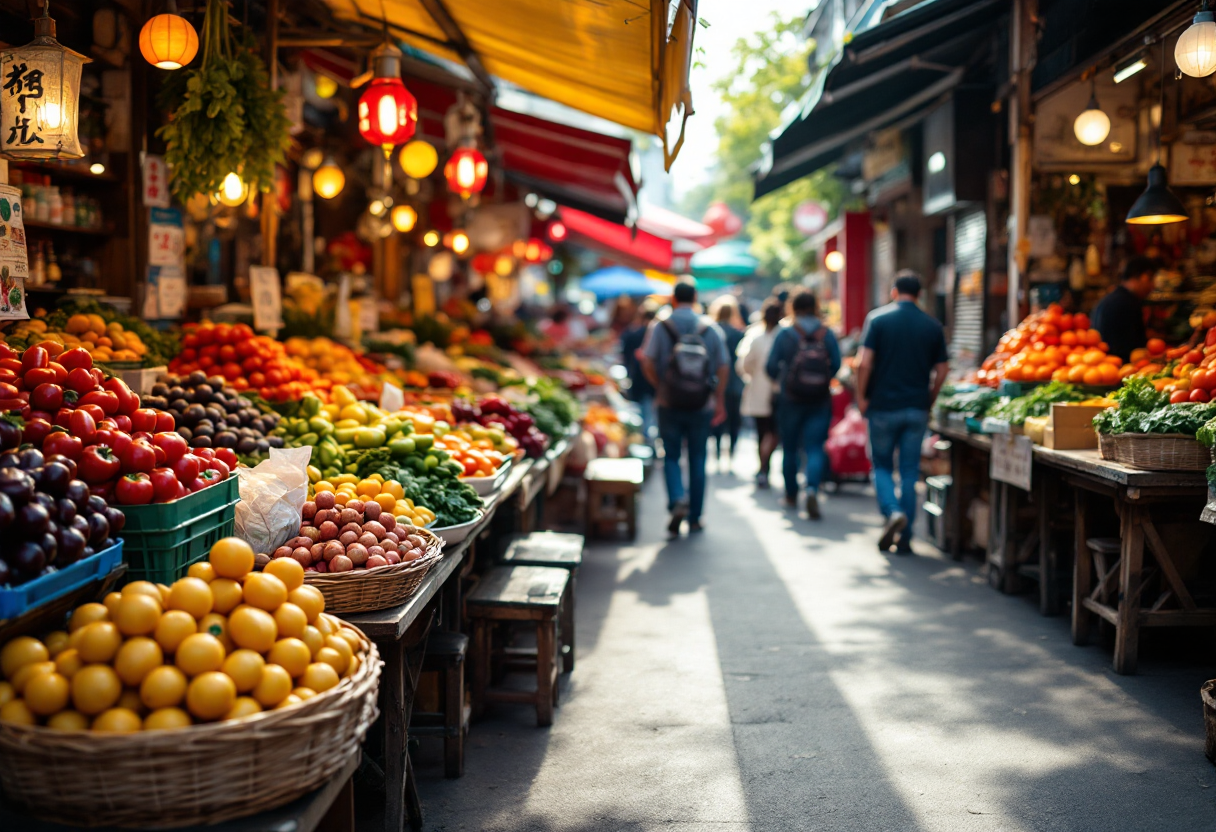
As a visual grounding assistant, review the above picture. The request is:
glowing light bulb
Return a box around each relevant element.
[423,230,440,247]
[451,231,470,255]
[825,251,845,272]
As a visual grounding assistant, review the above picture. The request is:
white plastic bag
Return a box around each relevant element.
[235,446,313,555]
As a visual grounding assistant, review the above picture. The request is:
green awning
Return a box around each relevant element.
[689,240,759,279]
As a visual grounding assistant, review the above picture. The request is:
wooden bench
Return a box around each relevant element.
[465,565,570,727]
[411,631,469,778]
[584,457,644,540]
[501,532,584,672]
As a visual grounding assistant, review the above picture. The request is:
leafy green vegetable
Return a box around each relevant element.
[353,449,483,527]
[1092,377,1178,435]
[1198,416,1216,448]
[1110,377,1169,414]
[988,382,1086,425]
[936,387,1000,416]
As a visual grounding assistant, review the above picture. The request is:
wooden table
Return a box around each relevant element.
[0,752,359,832]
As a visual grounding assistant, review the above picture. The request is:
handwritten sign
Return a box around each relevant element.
[142,154,170,208]
[0,184,29,321]
[991,434,1033,491]
[249,266,283,331]
[148,208,184,268]
[156,266,187,319]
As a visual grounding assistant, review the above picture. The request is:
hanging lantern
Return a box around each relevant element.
[357,43,417,155]
[447,230,470,255]
[0,1,90,160]
[399,140,438,179]
[444,147,488,197]
[391,204,418,232]
[312,158,345,199]
[1073,83,1110,146]
[313,74,338,99]
[215,171,248,206]
[423,230,440,247]
[139,13,198,70]
[1177,0,1216,78]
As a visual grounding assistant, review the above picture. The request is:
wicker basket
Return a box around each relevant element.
[0,621,381,828]
[1204,680,1216,763]
[1097,431,1117,460]
[303,527,444,614]
[1103,432,1210,471]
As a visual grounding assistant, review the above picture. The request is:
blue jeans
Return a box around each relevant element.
[867,408,929,537]
[778,400,832,500]
[658,406,711,522]
[638,393,656,445]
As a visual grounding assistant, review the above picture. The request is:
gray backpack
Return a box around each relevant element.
[661,319,713,410]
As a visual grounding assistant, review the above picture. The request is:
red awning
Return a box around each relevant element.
[559,207,672,272]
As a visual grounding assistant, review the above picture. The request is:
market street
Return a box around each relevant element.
[418,449,1216,832]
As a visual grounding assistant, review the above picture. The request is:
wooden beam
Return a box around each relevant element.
[417,0,495,93]
[261,0,279,268]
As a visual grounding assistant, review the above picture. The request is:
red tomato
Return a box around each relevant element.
[92,429,132,457]
[154,411,176,432]
[115,473,154,505]
[1191,388,1211,403]
[21,418,53,447]
[1170,390,1190,404]
[76,403,106,424]
[43,430,83,461]
[214,448,238,470]
[20,346,48,373]
[112,414,132,433]
[66,367,96,395]
[130,408,158,433]
[58,348,92,371]
[153,431,188,463]
[193,447,215,461]
[206,459,230,481]
[79,445,121,484]
[149,467,179,503]
[1184,350,1203,366]
[79,389,119,415]
[102,377,139,415]
[182,334,200,349]
[119,439,156,474]
[172,454,199,484]
[30,383,64,412]
[23,367,59,388]
[69,409,97,444]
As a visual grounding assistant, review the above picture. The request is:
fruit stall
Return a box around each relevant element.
[930,304,1216,675]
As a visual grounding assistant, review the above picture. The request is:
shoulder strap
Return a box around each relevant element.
[661,318,681,341]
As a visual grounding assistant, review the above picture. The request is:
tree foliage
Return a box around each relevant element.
[681,12,852,281]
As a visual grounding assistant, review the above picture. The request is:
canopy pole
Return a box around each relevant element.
[1007,0,1036,329]
[262,0,280,269]
[418,0,495,93]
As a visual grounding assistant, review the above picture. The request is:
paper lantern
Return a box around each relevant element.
[312,159,345,199]
[0,4,90,160]
[216,171,248,206]
[1177,1,1216,78]
[314,74,338,99]
[391,204,417,232]
[1073,104,1110,146]
[357,44,417,153]
[139,13,198,70]
[399,140,438,178]
[444,147,488,196]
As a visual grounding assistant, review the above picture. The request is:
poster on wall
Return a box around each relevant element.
[0,184,30,321]
[249,266,284,331]
[1170,136,1216,185]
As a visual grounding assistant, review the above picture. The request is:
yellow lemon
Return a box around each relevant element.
[43,630,70,658]
[174,633,225,677]
[114,593,162,637]
[154,610,198,653]
[187,561,217,582]
[292,687,317,700]
[209,538,255,580]
[209,578,243,614]
[274,693,303,710]
[92,707,142,733]
[114,638,164,687]
[186,672,236,721]
[144,707,192,731]
[46,710,89,730]
[197,613,234,652]
[12,661,56,694]
[273,603,307,639]
[300,662,339,693]
[54,648,84,679]
[1,636,48,680]
[0,681,13,706]
[122,581,164,603]
[301,625,325,658]
[0,699,36,725]
[224,696,262,721]
[229,607,277,653]
[288,586,325,624]
[252,664,292,707]
[140,666,187,710]
[324,635,353,674]
[167,577,214,620]
[221,650,265,694]
[67,602,109,633]
[24,671,70,716]
[267,638,311,678]
[102,591,124,617]
[242,572,288,612]
[71,665,122,715]
[264,557,304,591]
[75,622,122,663]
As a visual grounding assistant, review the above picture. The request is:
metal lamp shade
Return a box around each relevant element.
[1,34,89,160]
[1126,164,1188,225]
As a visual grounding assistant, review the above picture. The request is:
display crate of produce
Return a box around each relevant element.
[0,541,123,621]
[462,458,512,496]
[120,480,240,583]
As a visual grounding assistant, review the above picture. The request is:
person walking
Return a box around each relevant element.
[620,302,658,445]
[641,282,728,536]
[737,298,784,488]
[766,289,841,520]
[855,272,950,553]
[708,296,745,466]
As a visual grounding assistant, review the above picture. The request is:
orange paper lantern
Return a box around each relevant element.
[139,13,198,70]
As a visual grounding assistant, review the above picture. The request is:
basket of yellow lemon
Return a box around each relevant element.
[0,538,381,828]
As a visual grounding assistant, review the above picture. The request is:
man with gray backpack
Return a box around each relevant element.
[641,282,728,536]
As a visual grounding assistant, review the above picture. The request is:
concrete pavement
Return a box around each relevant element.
[415,455,1216,831]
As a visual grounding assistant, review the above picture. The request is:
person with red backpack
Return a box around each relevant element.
[641,282,729,536]
[765,289,841,520]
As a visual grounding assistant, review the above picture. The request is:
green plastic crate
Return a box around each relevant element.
[120,480,240,585]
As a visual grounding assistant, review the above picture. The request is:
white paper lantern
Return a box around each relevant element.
[1074,105,1110,146]
[0,4,90,160]
[1177,4,1216,78]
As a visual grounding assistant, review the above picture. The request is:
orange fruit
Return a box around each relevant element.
[92,707,142,733]
[209,538,255,581]
[144,707,192,731]
[288,586,325,624]
[46,710,89,730]
[154,610,198,654]
[67,603,109,633]
[76,622,122,664]
[1148,338,1166,355]
[54,648,84,679]
[1083,368,1103,386]
[43,630,70,658]
[243,573,288,611]
[221,649,265,693]
[209,579,243,615]
[24,671,70,716]
[1067,365,1087,383]
[123,581,164,603]
[71,665,122,715]
[140,666,188,710]
[0,699,36,725]
[252,664,292,707]
[118,689,145,715]
[224,696,263,721]
[114,593,162,637]
[186,672,236,721]
[301,662,339,693]
[1099,363,1119,384]
[167,577,214,620]
[102,592,123,617]
[198,613,234,652]
[267,638,311,678]
[301,625,325,658]
[188,561,217,582]
[174,633,226,677]
[1082,349,1105,366]
[324,635,353,673]
[1,636,48,680]
[114,637,164,687]
[229,607,277,653]
[273,603,308,639]
[11,660,55,694]
[264,557,304,592]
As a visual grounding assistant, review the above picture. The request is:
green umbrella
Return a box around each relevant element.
[689,240,759,279]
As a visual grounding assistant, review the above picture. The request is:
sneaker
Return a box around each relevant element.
[878,512,908,551]
[805,491,821,520]
[780,495,798,509]
[688,520,705,533]
[894,542,914,556]
[668,500,689,536]
[756,472,770,489]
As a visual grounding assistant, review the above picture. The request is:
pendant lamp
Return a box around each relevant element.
[139,2,198,70]
[1127,41,1188,225]
[444,147,488,197]
[357,43,417,156]
[1073,80,1110,146]
[1177,0,1216,78]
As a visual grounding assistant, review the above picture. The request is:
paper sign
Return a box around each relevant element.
[379,382,405,413]
[148,208,184,267]
[249,266,283,331]
[358,296,379,336]
[156,266,187,319]
[0,184,29,320]
[991,434,1033,491]
[142,154,171,208]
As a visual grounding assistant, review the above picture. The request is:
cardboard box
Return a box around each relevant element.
[1046,403,1112,450]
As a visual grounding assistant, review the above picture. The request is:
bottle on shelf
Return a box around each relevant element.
[61,189,74,229]
[48,185,62,226]
[29,241,46,286]
[46,243,60,284]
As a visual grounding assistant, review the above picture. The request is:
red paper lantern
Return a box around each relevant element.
[358,75,417,150]
[445,147,488,196]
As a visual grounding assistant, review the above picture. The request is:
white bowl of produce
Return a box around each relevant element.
[461,458,512,496]
[432,509,487,545]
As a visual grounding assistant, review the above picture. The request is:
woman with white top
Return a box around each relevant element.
[737,299,784,488]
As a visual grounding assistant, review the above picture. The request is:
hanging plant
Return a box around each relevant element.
[155,0,289,201]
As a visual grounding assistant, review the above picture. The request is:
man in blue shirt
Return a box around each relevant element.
[641,282,728,535]
[855,272,950,553]
[766,289,842,520]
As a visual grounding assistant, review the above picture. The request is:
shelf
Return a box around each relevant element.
[10,161,120,184]
[23,219,110,237]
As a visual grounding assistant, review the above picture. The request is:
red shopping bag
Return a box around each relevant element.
[826,406,872,478]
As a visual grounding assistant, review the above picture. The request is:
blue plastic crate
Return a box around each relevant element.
[0,541,124,620]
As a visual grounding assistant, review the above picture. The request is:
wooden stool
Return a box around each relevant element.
[410,631,469,778]
[501,532,584,673]
[466,566,570,727]
[1086,538,1122,607]
[584,458,644,540]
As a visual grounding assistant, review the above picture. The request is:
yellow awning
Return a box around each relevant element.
[320,0,695,167]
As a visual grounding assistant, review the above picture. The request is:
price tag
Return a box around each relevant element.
[249,266,283,331]
[148,208,184,268]
[0,184,30,321]
[379,382,405,413]
[142,154,171,208]
[156,266,187,319]
[991,434,1033,491]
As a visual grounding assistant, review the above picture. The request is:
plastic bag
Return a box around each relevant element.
[235,446,313,555]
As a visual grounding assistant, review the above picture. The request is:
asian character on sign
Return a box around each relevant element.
[3,63,43,115]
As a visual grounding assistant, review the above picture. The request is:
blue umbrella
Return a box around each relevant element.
[579,266,670,301]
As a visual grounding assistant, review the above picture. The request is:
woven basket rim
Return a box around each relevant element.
[0,620,380,745]
[303,526,443,588]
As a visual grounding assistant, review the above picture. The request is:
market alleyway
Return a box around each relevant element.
[417,445,1216,832]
